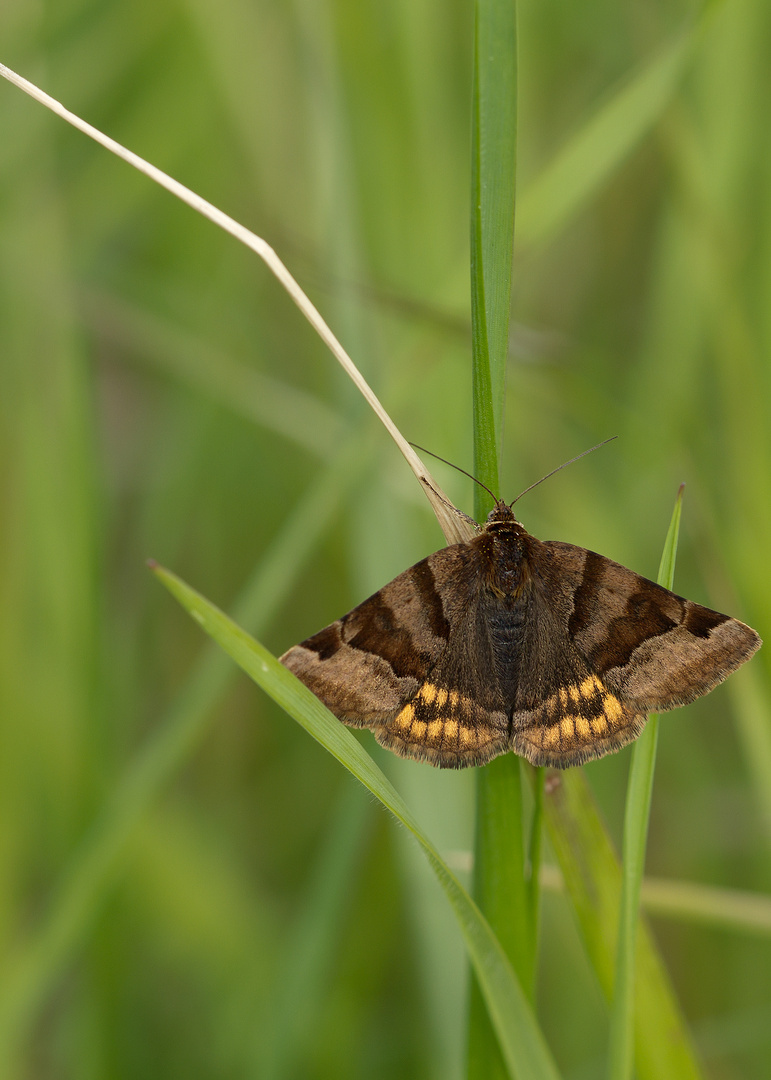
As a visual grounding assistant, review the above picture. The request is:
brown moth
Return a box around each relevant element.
[280,500,761,769]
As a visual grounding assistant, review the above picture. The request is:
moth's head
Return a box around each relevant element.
[485,500,518,526]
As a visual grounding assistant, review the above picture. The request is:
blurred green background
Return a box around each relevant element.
[1,0,770,1077]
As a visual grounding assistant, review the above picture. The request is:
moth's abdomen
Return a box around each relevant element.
[487,603,527,702]
[488,604,527,653]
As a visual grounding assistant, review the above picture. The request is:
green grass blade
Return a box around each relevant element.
[152,564,561,1080]
[606,487,683,1080]
[640,877,771,937]
[467,756,530,1080]
[470,0,517,497]
[540,866,771,939]
[525,763,545,972]
[543,768,704,1080]
[468,3,528,1076]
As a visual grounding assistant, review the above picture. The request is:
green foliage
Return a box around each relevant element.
[1,0,770,1077]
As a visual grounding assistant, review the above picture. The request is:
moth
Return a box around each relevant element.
[280,495,761,769]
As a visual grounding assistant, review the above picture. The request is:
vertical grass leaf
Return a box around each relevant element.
[468,1,528,1076]
[606,486,684,1080]
[470,0,517,497]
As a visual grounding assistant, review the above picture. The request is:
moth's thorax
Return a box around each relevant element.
[473,502,530,598]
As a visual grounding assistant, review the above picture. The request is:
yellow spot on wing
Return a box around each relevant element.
[544,725,560,748]
[396,703,415,728]
[604,694,623,724]
[591,714,608,736]
[575,715,591,738]
[580,674,602,696]
[419,684,438,705]
[427,720,443,743]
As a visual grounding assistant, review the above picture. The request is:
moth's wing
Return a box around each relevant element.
[280,545,511,768]
[510,540,761,768]
[552,542,762,704]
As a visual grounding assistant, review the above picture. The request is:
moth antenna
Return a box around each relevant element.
[419,476,479,527]
[510,436,618,506]
[409,443,500,505]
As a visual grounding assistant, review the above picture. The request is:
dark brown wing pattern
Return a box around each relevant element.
[280,543,515,767]
[507,541,761,767]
